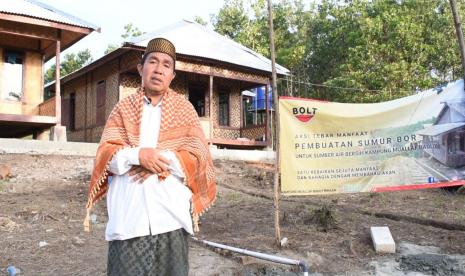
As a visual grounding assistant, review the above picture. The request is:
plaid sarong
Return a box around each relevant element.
[107,229,189,276]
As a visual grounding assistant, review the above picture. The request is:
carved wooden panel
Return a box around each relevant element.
[241,125,265,140]
[176,60,269,84]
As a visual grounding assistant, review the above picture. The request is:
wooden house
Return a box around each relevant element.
[0,0,98,140]
[47,20,289,147]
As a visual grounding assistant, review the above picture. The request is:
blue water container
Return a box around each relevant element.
[252,86,273,111]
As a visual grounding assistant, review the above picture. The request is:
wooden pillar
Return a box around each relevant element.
[55,32,61,126]
[85,73,88,142]
[209,75,213,144]
[265,84,270,144]
[240,86,243,137]
[50,32,66,142]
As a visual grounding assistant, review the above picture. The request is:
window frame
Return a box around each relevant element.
[218,89,230,127]
[1,49,24,102]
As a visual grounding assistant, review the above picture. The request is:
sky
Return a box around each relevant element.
[41,0,226,65]
[41,0,316,68]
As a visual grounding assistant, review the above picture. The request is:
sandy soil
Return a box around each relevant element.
[1,154,465,275]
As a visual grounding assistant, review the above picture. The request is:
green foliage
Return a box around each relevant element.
[212,0,465,103]
[44,49,93,84]
[212,0,249,39]
[121,23,145,40]
[309,205,337,232]
[211,0,309,70]
[194,16,208,26]
[104,44,119,55]
[104,23,145,55]
[302,0,465,103]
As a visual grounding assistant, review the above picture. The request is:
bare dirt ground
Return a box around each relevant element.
[1,153,465,275]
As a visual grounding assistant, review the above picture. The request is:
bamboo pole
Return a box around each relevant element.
[55,33,61,127]
[450,0,465,86]
[267,0,281,246]
[449,0,465,193]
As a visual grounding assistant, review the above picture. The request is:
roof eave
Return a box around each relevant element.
[123,42,289,77]
[43,32,91,62]
[45,47,129,89]
[0,12,97,34]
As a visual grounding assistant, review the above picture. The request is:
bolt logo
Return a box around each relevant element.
[292,107,317,123]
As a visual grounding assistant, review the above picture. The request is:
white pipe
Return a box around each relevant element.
[192,237,309,275]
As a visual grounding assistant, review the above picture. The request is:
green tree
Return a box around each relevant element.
[104,23,145,54]
[121,23,145,40]
[302,0,465,103]
[44,49,93,84]
[211,0,249,39]
[210,0,465,103]
[211,0,309,74]
[194,16,208,26]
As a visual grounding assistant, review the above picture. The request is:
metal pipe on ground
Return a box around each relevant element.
[192,237,309,275]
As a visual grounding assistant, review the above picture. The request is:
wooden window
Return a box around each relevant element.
[218,90,229,126]
[69,93,76,130]
[1,50,24,101]
[97,80,106,126]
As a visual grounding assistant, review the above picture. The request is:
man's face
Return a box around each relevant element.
[137,52,175,94]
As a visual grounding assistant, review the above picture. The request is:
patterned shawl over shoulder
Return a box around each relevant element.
[84,88,216,232]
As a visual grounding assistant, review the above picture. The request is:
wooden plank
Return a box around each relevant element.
[0,19,58,40]
[0,32,43,52]
[0,13,93,34]
[211,138,268,147]
[0,113,57,124]
[23,51,43,106]
[0,29,56,41]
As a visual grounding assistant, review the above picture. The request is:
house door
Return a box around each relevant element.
[188,86,206,117]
